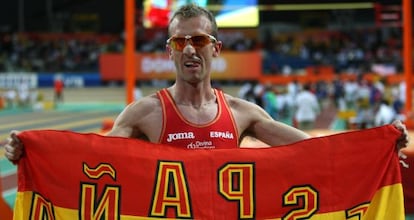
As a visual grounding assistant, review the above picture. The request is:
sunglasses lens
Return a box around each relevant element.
[191,36,211,48]
[171,38,186,51]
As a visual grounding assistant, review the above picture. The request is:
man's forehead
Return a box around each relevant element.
[169,16,212,36]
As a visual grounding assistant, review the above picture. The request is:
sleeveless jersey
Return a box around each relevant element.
[157,88,239,149]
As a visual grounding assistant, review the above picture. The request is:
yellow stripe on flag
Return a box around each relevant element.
[363,184,405,220]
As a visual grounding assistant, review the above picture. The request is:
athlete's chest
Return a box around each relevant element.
[160,103,237,149]
[175,103,218,124]
[162,126,237,149]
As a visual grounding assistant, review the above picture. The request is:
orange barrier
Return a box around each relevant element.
[259,71,410,85]
[100,118,115,135]
[99,52,261,81]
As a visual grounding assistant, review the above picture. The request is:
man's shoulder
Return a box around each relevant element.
[127,93,161,112]
[138,93,161,105]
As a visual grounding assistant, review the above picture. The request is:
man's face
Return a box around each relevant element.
[167,16,222,84]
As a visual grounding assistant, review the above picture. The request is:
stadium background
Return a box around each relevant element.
[0,0,413,218]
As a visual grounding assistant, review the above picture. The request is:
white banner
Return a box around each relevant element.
[0,72,38,89]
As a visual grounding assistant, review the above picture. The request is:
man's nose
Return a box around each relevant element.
[182,43,196,55]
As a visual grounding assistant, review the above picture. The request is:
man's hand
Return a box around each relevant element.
[392,120,410,168]
[4,130,24,163]
[393,120,409,150]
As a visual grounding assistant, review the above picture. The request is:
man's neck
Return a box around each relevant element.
[168,84,216,107]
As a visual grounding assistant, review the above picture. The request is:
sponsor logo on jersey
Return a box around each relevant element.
[187,141,215,149]
[166,132,195,142]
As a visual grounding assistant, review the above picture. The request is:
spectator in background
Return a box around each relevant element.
[238,81,256,104]
[134,86,143,101]
[286,79,300,111]
[374,99,396,127]
[287,79,300,99]
[343,78,358,110]
[294,83,320,130]
[253,82,265,107]
[4,88,17,109]
[262,84,278,120]
[17,80,30,108]
[396,81,406,107]
[392,83,406,122]
[332,77,345,110]
[354,80,374,129]
[274,86,291,124]
[53,75,64,105]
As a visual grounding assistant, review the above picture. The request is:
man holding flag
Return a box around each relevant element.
[3,3,410,219]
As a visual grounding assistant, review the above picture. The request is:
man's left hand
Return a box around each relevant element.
[393,120,409,150]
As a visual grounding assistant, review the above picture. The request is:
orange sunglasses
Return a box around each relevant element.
[167,34,217,51]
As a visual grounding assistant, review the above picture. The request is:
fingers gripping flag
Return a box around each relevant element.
[13,125,404,219]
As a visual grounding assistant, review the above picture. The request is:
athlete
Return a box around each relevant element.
[4,4,409,161]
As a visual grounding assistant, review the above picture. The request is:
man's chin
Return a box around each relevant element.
[184,76,205,85]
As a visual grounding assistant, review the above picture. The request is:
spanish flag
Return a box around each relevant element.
[13,125,404,219]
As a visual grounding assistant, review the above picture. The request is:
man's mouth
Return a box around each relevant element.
[184,61,200,68]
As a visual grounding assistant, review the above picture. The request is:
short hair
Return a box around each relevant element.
[168,3,218,38]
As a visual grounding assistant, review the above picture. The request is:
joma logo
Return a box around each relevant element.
[167,132,195,142]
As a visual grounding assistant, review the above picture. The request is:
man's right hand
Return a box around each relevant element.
[4,130,24,163]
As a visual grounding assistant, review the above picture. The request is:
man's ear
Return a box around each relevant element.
[213,41,222,57]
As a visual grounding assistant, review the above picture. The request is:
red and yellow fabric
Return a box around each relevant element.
[13,125,404,219]
[0,175,13,220]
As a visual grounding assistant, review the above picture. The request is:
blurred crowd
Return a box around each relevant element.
[238,77,406,131]
[0,26,403,75]
[0,33,123,72]
[261,28,402,75]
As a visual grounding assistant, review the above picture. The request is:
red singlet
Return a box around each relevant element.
[157,88,239,149]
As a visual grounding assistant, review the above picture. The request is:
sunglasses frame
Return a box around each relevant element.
[166,34,217,51]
